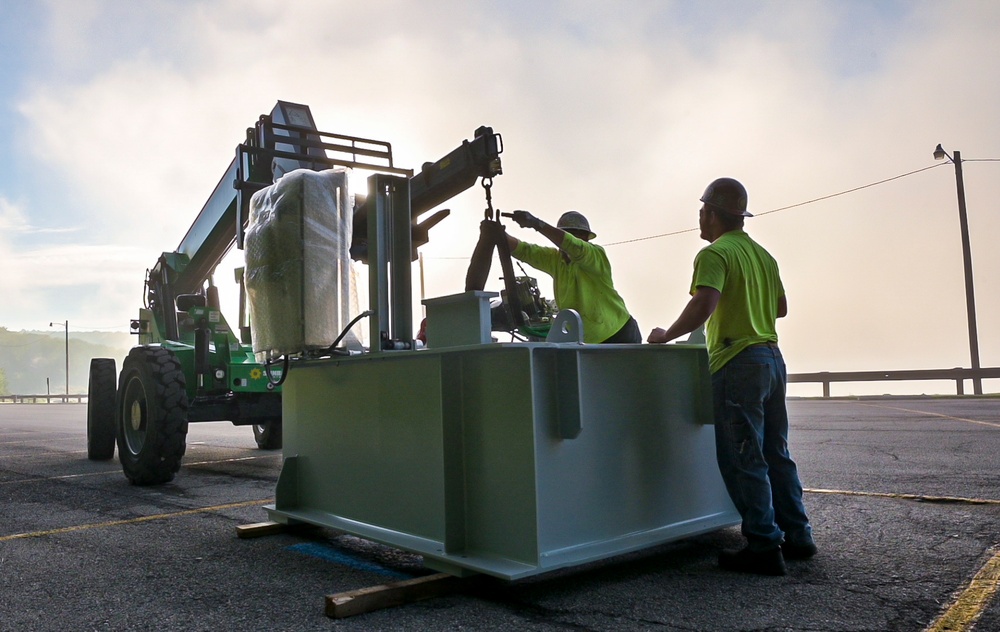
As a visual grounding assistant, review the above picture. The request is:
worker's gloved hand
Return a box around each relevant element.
[511,210,541,231]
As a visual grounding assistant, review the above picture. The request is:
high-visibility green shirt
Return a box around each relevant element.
[691,230,784,373]
[512,234,631,343]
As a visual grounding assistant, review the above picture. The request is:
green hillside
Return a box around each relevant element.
[0,328,134,395]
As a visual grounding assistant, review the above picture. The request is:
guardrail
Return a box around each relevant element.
[788,367,1000,398]
[0,394,88,404]
[2,367,998,403]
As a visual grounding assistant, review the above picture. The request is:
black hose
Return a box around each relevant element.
[264,310,375,385]
[264,355,289,387]
[325,310,374,353]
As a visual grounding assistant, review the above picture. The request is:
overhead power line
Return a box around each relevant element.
[605,162,951,247]
[753,163,947,217]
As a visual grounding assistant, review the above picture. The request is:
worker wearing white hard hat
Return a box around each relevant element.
[504,209,639,344]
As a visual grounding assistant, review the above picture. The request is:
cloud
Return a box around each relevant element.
[0,197,80,237]
[6,0,1000,384]
[0,216,150,330]
[0,197,31,232]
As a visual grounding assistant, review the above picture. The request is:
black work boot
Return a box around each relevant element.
[718,546,787,576]
[781,540,818,560]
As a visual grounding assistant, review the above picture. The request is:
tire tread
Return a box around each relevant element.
[117,347,189,485]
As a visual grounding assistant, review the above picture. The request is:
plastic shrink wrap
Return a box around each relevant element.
[244,168,360,361]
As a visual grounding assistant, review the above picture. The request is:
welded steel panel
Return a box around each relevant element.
[268,343,738,580]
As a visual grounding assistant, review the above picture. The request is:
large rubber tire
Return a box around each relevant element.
[116,347,189,485]
[253,421,282,450]
[87,359,118,460]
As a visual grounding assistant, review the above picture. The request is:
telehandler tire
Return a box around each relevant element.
[116,347,189,485]
[253,421,282,450]
[87,358,117,460]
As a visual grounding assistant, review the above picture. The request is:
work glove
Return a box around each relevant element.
[511,210,542,231]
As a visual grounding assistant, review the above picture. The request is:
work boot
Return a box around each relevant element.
[718,546,786,576]
[781,540,818,560]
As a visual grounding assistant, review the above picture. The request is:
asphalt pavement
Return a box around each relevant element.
[1,398,999,631]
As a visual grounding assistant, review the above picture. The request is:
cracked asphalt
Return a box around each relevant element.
[1,398,998,631]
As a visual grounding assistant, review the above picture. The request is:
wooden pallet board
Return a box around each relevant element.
[325,573,463,618]
[235,521,318,539]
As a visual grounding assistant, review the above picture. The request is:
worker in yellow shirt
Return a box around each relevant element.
[505,210,639,344]
[648,177,815,576]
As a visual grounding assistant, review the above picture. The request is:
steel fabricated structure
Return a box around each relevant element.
[271,326,738,579]
[251,104,739,578]
[92,99,738,579]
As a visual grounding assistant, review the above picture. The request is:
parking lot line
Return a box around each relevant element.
[805,486,1000,630]
[857,402,1000,429]
[0,469,120,485]
[805,488,1000,506]
[0,454,280,486]
[925,548,1000,632]
[185,454,282,467]
[0,436,81,446]
[1,449,89,458]
[0,498,273,542]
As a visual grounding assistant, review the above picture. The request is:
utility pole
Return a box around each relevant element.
[952,152,982,395]
[934,145,982,396]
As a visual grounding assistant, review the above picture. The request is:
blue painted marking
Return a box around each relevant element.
[288,543,413,580]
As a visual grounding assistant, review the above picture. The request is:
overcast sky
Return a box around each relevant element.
[1,0,997,395]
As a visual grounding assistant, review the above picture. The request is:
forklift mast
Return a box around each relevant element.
[139,101,502,343]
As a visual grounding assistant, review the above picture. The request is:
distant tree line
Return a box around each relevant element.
[0,328,133,395]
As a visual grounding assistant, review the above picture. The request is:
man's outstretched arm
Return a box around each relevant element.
[509,210,566,249]
[647,287,721,344]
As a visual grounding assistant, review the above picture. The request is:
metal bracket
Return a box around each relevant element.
[545,309,584,344]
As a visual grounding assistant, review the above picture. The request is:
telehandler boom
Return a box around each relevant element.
[86,101,501,485]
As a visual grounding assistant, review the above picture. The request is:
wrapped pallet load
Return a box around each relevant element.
[244,168,361,361]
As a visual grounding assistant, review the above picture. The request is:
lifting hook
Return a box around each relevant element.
[482,177,497,221]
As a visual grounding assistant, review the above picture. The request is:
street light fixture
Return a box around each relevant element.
[49,320,69,396]
[933,144,982,395]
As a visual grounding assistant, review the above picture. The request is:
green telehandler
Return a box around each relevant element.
[86,101,502,485]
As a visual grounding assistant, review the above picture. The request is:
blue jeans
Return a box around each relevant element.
[712,344,812,551]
